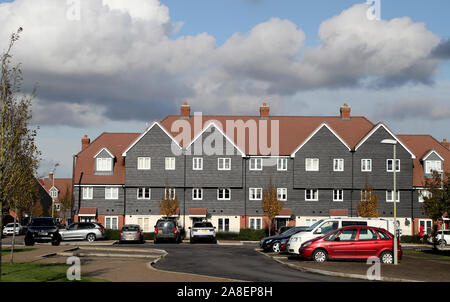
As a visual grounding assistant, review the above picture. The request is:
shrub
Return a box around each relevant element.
[400,235,428,244]
[238,228,268,241]
[143,232,154,240]
[104,229,120,240]
[216,232,240,241]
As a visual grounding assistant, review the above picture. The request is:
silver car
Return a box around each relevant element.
[119,224,144,243]
[2,223,25,236]
[59,222,105,242]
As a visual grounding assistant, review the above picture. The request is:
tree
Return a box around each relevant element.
[0,28,40,278]
[422,171,450,239]
[59,184,73,223]
[159,187,179,218]
[31,201,44,217]
[358,183,380,218]
[262,184,284,236]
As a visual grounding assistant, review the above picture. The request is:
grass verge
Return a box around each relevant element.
[403,249,450,262]
[1,248,36,256]
[0,262,108,282]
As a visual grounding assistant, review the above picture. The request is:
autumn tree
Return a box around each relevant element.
[422,171,450,240]
[159,187,179,218]
[59,184,73,223]
[0,28,41,277]
[358,183,380,218]
[262,184,284,236]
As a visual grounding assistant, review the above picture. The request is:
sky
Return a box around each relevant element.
[0,0,449,178]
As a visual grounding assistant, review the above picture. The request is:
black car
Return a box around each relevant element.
[25,217,62,246]
[260,226,309,252]
[154,219,182,243]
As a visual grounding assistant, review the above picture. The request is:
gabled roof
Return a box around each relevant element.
[290,123,351,157]
[40,177,72,203]
[355,123,416,159]
[422,150,445,161]
[397,135,450,187]
[93,147,115,159]
[122,121,182,157]
[185,122,246,157]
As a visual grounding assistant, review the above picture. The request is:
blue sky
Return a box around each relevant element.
[0,0,449,178]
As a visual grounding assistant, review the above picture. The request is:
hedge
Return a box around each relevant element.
[400,235,428,244]
[238,229,269,241]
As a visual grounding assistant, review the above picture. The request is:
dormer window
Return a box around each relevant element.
[96,158,112,171]
[49,187,58,199]
[94,147,115,173]
[425,160,442,174]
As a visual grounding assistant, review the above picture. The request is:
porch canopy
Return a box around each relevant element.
[188,208,207,218]
[78,207,97,217]
[275,208,293,219]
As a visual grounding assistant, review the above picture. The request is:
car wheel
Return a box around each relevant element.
[153,239,158,244]
[51,240,61,246]
[438,240,447,247]
[312,249,328,263]
[272,242,281,253]
[25,238,34,246]
[86,233,96,242]
[380,251,394,264]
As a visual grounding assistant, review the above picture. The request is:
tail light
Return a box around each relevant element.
[154,227,158,233]
[137,230,141,235]
[174,227,178,234]
[97,227,104,233]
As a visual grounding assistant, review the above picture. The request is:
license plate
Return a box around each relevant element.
[158,230,163,234]
[126,238,133,241]
[202,230,208,232]
[39,232,48,235]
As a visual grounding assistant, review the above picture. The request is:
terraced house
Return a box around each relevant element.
[72,103,450,236]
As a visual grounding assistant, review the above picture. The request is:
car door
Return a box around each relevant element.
[328,228,358,259]
[355,228,380,258]
[77,223,92,240]
[63,223,79,240]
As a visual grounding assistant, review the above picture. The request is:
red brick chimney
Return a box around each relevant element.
[260,103,270,119]
[81,134,90,150]
[441,138,450,150]
[340,104,351,120]
[49,172,54,183]
[180,102,190,118]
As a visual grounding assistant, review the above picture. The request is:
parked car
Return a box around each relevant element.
[427,230,450,246]
[119,224,144,243]
[287,217,397,255]
[189,222,216,243]
[277,226,293,235]
[59,222,105,242]
[260,226,309,252]
[2,223,25,236]
[25,217,61,246]
[154,219,182,243]
[298,226,402,264]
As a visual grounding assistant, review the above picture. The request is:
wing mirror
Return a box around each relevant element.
[315,228,322,234]
[334,237,341,241]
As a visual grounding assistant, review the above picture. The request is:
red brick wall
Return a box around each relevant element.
[73,214,124,230]
[240,216,295,230]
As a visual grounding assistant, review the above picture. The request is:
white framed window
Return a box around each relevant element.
[419,219,433,234]
[165,188,176,200]
[137,188,151,200]
[49,188,58,199]
[425,160,442,174]
[105,216,118,230]
[277,188,287,201]
[105,187,119,200]
[277,158,288,171]
[361,159,372,172]
[55,203,61,211]
[361,190,372,201]
[306,218,318,226]
[217,188,231,200]
[386,159,400,172]
[218,158,231,170]
[418,190,432,203]
[165,157,176,170]
[96,158,112,171]
[193,157,203,170]
[305,189,319,201]
[333,189,344,202]
[192,188,203,200]
[250,158,263,171]
[333,159,344,172]
[249,217,262,230]
[82,187,93,200]
[137,157,151,170]
[305,158,319,171]
[137,217,151,232]
[249,188,262,200]
[386,190,400,202]
[218,218,230,232]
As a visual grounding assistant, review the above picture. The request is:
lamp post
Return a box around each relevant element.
[381,139,398,265]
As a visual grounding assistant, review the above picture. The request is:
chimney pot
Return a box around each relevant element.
[260,103,270,119]
[441,138,450,150]
[81,135,90,150]
[340,104,351,120]
[49,172,54,182]
[181,102,191,119]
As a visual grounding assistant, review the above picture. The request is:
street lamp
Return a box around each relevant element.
[381,138,399,265]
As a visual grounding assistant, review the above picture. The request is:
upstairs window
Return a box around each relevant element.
[277,158,288,171]
[249,188,262,200]
[97,158,112,171]
[425,160,442,174]
[333,189,344,202]
[137,157,151,170]
[49,188,58,199]
[165,157,176,170]
[192,188,203,200]
[137,188,151,200]
[250,158,263,171]
[165,188,176,200]
[361,159,372,172]
[193,157,203,170]
[418,190,432,203]
[218,158,231,170]
[386,159,400,172]
[82,187,93,200]
[277,188,287,201]
[105,187,119,200]
[305,158,319,171]
[386,191,400,202]
[333,159,344,172]
[305,189,319,201]
[217,188,231,200]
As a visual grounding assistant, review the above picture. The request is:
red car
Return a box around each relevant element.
[298,226,402,264]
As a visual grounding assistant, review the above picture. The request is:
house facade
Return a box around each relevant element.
[72,103,450,236]
[40,173,73,224]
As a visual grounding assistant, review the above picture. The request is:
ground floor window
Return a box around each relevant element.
[218,218,229,232]
[137,217,151,232]
[249,217,262,230]
[419,219,433,234]
[79,216,94,223]
[305,218,318,226]
[105,216,118,230]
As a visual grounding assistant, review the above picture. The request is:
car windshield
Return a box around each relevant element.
[156,221,174,228]
[30,218,55,226]
[193,222,213,228]
[281,227,300,236]
[306,220,324,232]
[122,225,139,231]
[6,223,19,227]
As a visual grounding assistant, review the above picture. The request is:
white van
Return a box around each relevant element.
[286,217,398,255]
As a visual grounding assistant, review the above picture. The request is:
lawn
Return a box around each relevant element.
[1,248,36,256]
[0,262,107,282]
[403,249,450,262]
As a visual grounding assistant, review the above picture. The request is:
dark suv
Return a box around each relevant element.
[154,219,182,243]
[25,217,61,246]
